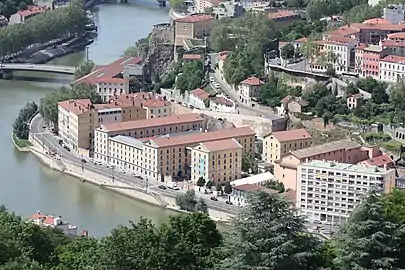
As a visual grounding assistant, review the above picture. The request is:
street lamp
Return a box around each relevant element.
[81,154,84,171]
[111,167,115,183]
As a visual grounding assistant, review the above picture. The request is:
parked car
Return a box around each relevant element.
[225,200,233,205]
[210,197,218,201]
[158,185,166,190]
[81,158,87,163]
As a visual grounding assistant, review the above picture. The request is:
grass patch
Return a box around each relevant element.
[204,84,216,95]
[381,140,402,153]
[12,132,32,148]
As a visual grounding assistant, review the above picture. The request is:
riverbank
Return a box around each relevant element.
[28,138,233,223]
[11,132,32,152]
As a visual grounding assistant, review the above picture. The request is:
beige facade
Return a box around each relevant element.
[263,129,311,165]
[190,138,242,183]
[174,14,214,46]
[144,100,173,118]
[94,113,205,163]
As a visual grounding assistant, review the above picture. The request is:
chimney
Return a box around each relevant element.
[37,210,40,214]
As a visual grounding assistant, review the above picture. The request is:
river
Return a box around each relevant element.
[0,1,177,237]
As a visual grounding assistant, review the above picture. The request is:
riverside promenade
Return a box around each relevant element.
[27,135,234,223]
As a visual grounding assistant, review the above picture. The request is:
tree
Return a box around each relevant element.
[205,180,214,189]
[322,111,332,128]
[224,182,232,194]
[241,153,258,173]
[390,80,405,126]
[195,198,208,213]
[218,191,322,269]
[332,189,404,269]
[264,179,285,193]
[175,190,198,212]
[382,188,405,224]
[39,84,102,127]
[0,0,87,57]
[357,77,388,104]
[346,82,359,96]
[175,61,205,93]
[196,177,206,187]
[281,43,295,60]
[13,101,38,139]
[74,60,95,80]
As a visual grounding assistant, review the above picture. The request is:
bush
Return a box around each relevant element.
[13,101,38,139]
[381,140,402,153]
[362,132,391,142]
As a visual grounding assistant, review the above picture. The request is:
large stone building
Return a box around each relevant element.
[174,14,214,46]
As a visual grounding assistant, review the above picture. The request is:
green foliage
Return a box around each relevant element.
[279,20,326,41]
[390,80,405,126]
[74,60,95,80]
[39,84,102,126]
[12,132,32,148]
[13,101,37,140]
[176,190,202,212]
[362,132,391,142]
[175,61,205,93]
[241,152,258,173]
[382,189,405,224]
[332,189,404,269]
[0,0,33,19]
[124,37,149,57]
[206,180,214,189]
[55,237,102,269]
[219,191,322,269]
[357,77,388,104]
[281,43,295,59]
[196,177,206,187]
[264,179,285,193]
[381,140,402,153]
[195,198,208,213]
[0,0,86,57]
[224,182,232,194]
[213,12,278,83]
[306,0,368,20]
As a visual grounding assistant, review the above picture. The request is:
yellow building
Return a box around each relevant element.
[263,128,312,164]
[94,113,205,163]
[99,126,255,181]
[190,138,242,183]
[174,14,214,46]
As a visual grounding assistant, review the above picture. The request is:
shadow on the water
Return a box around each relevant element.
[12,76,72,84]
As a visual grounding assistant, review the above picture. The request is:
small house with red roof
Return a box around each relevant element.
[9,6,49,24]
[186,88,210,109]
[279,95,308,115]
[238,76,264,105]
[209,96,236,113]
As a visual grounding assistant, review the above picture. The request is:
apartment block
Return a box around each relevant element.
[297,160,396,223]
[274,139,381,191]
[94,113,205,162]
[190,138,242,183]
[262,128,311,164]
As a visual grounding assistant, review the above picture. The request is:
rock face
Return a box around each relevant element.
[201,114,235,131]
[142,24,175,83]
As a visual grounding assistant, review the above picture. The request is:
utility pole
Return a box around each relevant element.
[146,177,148,192]
[86,46,89,61]
[81,155,84,171]
[111,167,114,183]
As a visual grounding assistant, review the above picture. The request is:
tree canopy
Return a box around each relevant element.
[0,0,33,19]
[13,101,37,139]
[74,60,95,80]
[174,61,205,93]
[0,0,86,57]
[39,84,102,126]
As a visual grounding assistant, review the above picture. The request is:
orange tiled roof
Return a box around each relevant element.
[57,99,93,116]
[17,5,48,17]
[266,128,311,142]
[380,55,405,63]
[143,99,171,107]
[210,96,234,106]
[190,88,210,100]
[175,14,213,23]
[268,10,299,20]
[363,18,391,25]
[387,32,405,39]
[240,76,263,86]
[218,51,230,61]
[183,54,202,60]
[382,39,405,47]
[100,113,203,133]
[362,154,393,167]
[200,138,242,152]
[148,126,255,148]
[74,56,143,86]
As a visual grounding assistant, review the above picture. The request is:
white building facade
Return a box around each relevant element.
[379,55,405,82]
[297,160,395,224]
[238,76,263,105]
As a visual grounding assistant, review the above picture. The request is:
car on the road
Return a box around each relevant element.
[158,185,166,190]
[210,197,218,201]
[81,158,87,163]
[313,220,322,225]
[225,200,233,205]
[95,161,102,165]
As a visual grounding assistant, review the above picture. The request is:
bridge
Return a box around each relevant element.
[0,63,75,78]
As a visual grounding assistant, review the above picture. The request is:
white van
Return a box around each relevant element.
[167,182,180,190]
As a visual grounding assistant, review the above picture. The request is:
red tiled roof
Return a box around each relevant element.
[100,113,203,133]
[240,76,263,86]
[387,32,405,39]
[356,43,367,50]
[175,14,214,23]
[218,51,230,61]
[268,10,299,20]
[57,99,93,116]
[183,54,202,60]
[295,37,308,43]
[281,95,293,104]
[17,5,49,17]
[74,56,143,85]
[210,96,234,106]
[199,138,242,152]
[363,18,391,25]
[381,39,405,47]
[143,99,171,107]
[380,55,405,63]
[328,26,359,36]
[266,128,311,142]
[362,154,393,167]
[148,126,255,148]
[325,35,357,44]
[190,88,210,100]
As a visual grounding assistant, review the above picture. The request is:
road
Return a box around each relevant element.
[30,114,239,215]
[209,53,282,119]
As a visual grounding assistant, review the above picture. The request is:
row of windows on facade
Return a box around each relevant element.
[195,163,238,170]
[98,87,124,93]
[301,205,350,214]
[193,174,237,182]
[97,124,201,138]
[302,174,382,183]
[302,168,383,180]
[194,152,239,158]
[265,140,309,147]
